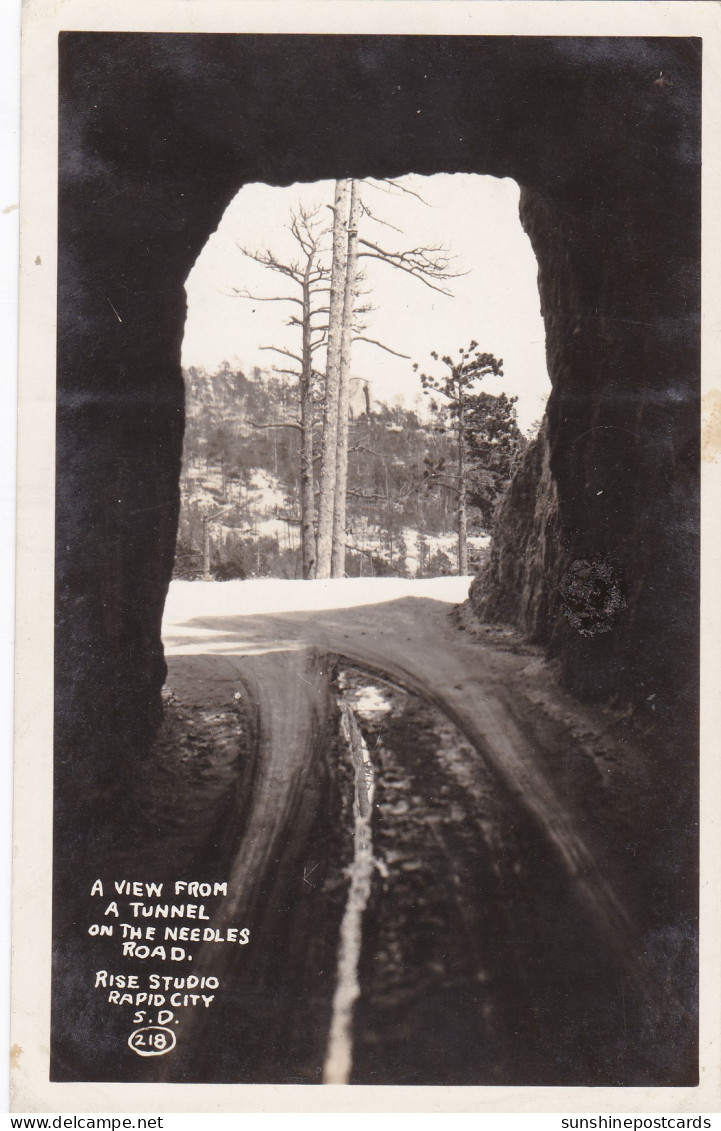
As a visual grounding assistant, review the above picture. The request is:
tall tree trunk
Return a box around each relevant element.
[202,514,211,581]
[384,464,393,573]
[457,399,469,574]
[300,272,316,579]
[315,179,349,578]
[331,180,360,578]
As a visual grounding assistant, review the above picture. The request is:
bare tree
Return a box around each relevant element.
[232,205,329,578]
[315,179,350,578]
[331,180,361,578]
[237,178,464,581]
[321,177,463,577]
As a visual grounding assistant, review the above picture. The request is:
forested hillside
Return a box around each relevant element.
[174,361,524,580]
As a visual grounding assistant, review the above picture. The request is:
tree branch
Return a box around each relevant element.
[345,542,376,559]
[259,345,303,364]
[249,420,303,432]
[357,238,462,296]
[424,474,460,495]
[229,287,304,306]
[359,198,404,234]
[364,177,430,205]
[346,489,391,501]
[353,334,410,359]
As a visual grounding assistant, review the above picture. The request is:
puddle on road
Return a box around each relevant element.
[333,665,524,1085]
[323,699,376,1084]
[337,666,509,858]
[331,665,663,1087]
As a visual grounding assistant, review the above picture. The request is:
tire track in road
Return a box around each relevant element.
[160,586,691,1082]
[341,667,650,1084]
[180,610,642,997]
[330,645,688,1045]
[161,647,341,1081]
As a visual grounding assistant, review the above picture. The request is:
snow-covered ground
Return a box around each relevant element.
[163,575,473,638]
[400,527,490,576]
[180,462,490,576]
[182,465,303,548]
[183,466,291,515]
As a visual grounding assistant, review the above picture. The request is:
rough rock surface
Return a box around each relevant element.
[476,174,699,748]
[471,420,561,644]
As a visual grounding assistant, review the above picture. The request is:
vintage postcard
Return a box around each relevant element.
[11,0,721,1113]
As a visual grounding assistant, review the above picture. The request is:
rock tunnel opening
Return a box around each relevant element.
[51,30,701,1088]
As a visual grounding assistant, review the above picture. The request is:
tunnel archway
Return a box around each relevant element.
[53,34,700,1082]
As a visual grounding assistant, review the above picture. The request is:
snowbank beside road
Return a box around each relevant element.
[163,575,472,635]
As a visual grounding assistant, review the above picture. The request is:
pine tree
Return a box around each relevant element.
[416,341,504,574]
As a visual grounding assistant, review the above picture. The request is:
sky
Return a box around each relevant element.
[182,173,551,433]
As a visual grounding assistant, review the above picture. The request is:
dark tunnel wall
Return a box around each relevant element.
[55,34,700,797]
[476,178,700,739]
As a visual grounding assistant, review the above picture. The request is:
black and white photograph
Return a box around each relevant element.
[10,0,721,1112]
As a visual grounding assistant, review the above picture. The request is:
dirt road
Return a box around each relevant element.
[152,578,694,1085]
